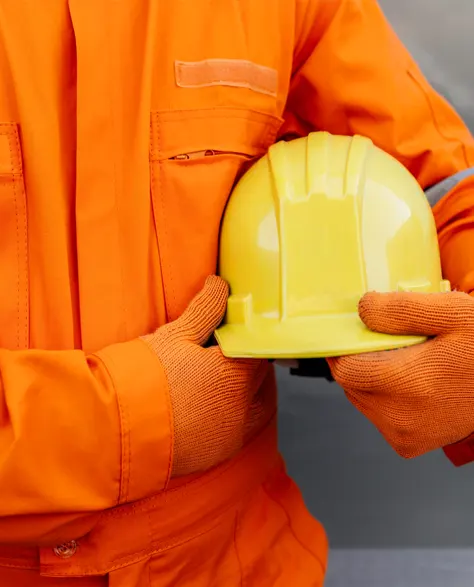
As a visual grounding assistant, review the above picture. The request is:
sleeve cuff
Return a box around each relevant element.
[443,433,474,467]
[96,339,173,502]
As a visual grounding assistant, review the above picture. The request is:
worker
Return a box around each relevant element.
[0,0,473,585]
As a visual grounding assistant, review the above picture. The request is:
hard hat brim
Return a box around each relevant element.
[214,313,426,359]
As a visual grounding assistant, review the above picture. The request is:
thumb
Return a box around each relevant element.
[172,275,229,345]
[358,290,472,337]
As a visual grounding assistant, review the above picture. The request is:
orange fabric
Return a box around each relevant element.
[434,176,474,294]
[329,291,474,458]
[432,174,474,466]
[0,0,473,583]
[142,276,271,477]
[0,423,328,585]
[287,1,474,188]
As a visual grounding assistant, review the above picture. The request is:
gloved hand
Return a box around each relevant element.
[142,276,271,477]
[328,291,474,458]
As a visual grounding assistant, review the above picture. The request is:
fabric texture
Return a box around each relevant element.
[0,0,473,583]
[435,175,474,295]
[0,424,328,586]
[427,177,474,464]
[329,291,474,458]
[142,276,271,477]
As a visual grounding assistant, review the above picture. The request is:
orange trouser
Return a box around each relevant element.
[0,422,327,586]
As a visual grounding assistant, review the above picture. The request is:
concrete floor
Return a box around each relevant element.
[277,2,474,584]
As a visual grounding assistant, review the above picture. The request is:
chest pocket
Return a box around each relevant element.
[0,124,28,350]
[150,108,282,322]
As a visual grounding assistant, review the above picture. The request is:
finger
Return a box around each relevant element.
[206,346,269,390]
[358,290,472,337]
[217,349,269,381]
[173,275,229,345]
[327,355,377,390]
[327,345,419,392]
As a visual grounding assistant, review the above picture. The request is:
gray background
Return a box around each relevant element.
[277,1,474,584]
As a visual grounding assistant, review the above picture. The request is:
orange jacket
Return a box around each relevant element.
[0,0,473,584]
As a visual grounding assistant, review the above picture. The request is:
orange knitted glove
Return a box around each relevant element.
[142,276,270,477]
[328,291,474,458]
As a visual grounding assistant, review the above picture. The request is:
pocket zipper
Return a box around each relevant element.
[169,149,254,161]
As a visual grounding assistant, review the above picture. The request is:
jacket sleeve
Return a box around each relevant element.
[288,0,474,188]
[288,0,474,465]
[433,175,474,467]
[433,175,474,294]
[0,338,172,542]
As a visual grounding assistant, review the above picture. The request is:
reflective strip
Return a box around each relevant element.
[425,167,474,207]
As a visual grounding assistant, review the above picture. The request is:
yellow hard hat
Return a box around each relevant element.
[215,132,450,359]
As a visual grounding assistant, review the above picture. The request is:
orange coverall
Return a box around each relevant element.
[0,0,473,585]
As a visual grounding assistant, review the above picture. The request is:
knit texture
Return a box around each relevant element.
[328,291,474,458]
[142,276,271,477]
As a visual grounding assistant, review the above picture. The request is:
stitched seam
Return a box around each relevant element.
[150,109,282,124]
[13,128,28,349]
[233,511,245,587]
[148,127,174,485]
[147,508,153,586]
[43,427,276,576]
[149,110,282,159]
[262,484,327,574]
[91,352,129,506]
[148,124,174,343]
[408,68,472,169]
[140,340,174,487]
[8,132,20,350]
[156,118,174,318]
[104,18,130,502]
[162,356,174,486]
[120,385,131,504]
[42,513,229,577]
[0,560,37,571]
[148,555,152,586]
[156,120,176,317]
[98,419,276,521]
